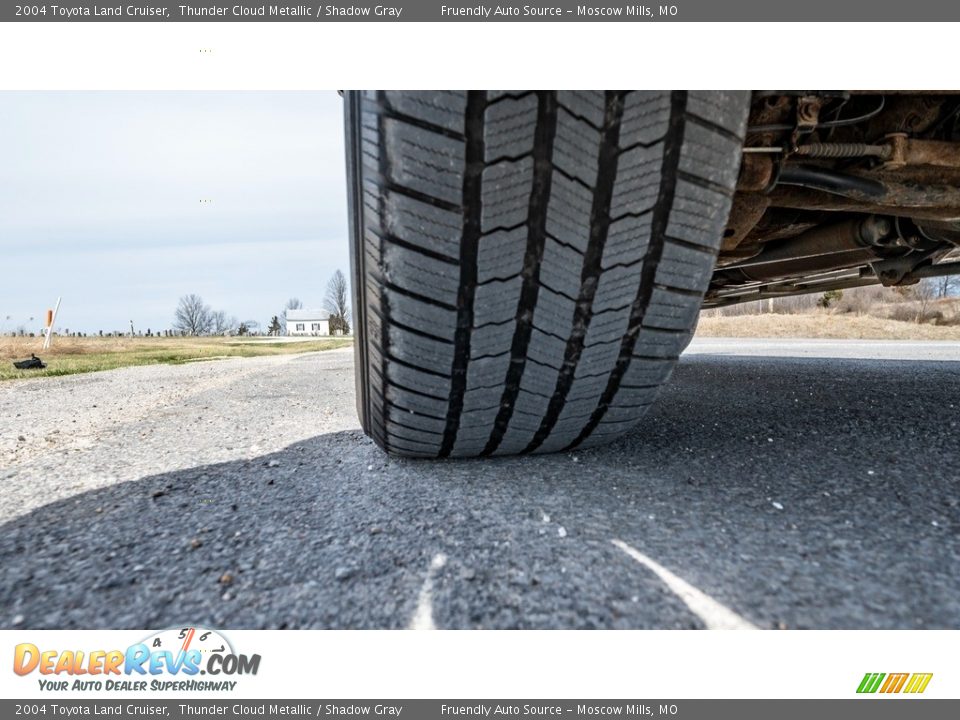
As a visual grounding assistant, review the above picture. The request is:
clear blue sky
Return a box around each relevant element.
[0,92,349,334]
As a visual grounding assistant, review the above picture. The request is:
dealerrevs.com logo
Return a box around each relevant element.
[13,627,260,692]
[857,673,933,694]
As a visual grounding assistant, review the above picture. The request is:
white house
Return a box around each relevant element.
[286,309,330,336]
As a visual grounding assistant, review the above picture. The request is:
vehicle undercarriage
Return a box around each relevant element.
[708,92,960,308]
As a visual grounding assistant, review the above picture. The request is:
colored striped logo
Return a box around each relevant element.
[857,672,933,694]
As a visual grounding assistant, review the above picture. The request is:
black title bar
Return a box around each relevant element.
[1,701,958,720]
[3,1,959,22]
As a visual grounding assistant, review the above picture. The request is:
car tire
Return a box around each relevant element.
[344,90,749,457]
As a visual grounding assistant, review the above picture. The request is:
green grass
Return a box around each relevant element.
[0,336,352,381]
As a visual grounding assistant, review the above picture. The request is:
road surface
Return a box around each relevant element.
[1,339,958,629]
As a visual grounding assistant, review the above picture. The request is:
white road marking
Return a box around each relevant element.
[612,539,757,630]
[408,553,447,630]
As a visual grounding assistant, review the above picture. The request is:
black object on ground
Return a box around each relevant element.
[13,354,46,370]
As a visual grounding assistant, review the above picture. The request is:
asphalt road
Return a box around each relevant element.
[2,339,958,629]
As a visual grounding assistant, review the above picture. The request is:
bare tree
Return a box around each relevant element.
[210,310,237,335]
[934,274,959,298]
[324,270,351,335]
[281,297,302,333]
[173,294,213,335]
[912,278,937,323]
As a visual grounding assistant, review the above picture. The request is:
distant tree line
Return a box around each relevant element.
[5,271,354,339]
[173,294,239,336]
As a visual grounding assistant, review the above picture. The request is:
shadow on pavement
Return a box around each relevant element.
[2,355,958,629]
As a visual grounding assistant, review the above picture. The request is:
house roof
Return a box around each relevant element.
[286,309,330,321]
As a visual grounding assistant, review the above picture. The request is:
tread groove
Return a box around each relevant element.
[556,100,603,132]
[486,91,537,107]
[438,91,486,458]
[545,231,587,256]
[481,220,527,237]
[653,283,705,299]
[380,108,467,141]
[610,207,655,223]
[385,400,448,422]
[676,169,734,199]
[380,233,460,265]
[377,373,449,402]
[385,351,452,379]
[383,282,458,312]
[383,181,462,213]
[684,110,744,144]
[664,234,720,256]
[481,91,559,456]
[567,91,689,450]
[618,134,668,155]
[525,91,626,453]
[368,305,455,345]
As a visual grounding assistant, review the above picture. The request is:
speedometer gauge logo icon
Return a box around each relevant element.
[142,626,234,664]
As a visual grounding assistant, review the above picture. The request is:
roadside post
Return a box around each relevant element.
[42,296,61,350]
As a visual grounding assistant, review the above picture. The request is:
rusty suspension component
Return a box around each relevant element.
[714,217,895,284]
[789,136,960,167]
[737,153,960,216]
[711,92,960,307]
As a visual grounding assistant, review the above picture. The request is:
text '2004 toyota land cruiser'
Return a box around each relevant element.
[344,91,960,457]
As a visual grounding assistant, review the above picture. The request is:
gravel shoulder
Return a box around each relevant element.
[0,349,357,510]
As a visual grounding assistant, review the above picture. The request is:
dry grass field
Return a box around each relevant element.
[698,292,960,340]
[0,335,352,381]
[696,313,960,340]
